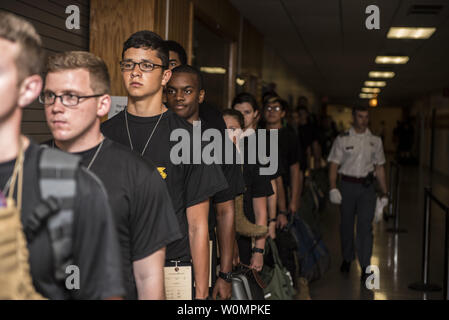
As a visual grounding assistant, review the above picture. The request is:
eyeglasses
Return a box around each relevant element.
[120,60,166,72]
[265,106,282,112]
[39,91,104,107]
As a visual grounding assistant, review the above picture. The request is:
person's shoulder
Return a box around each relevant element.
[339,130,350,137]
[199,103,226,131]
[101,111,124,129]
[166,108,193,131]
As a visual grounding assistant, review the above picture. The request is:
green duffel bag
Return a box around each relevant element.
[260,238,297,300]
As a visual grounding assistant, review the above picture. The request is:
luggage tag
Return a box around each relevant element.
[164,260,192,300]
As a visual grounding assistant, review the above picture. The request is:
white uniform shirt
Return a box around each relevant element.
[327,127,385,178]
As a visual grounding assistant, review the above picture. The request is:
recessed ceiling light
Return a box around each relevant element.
[359,93,377,99]
[369,71,395,78]
[365,81,386,87]
[200,67,226,74]
[375,56,409,64]
[362,87,381,93]
[387,27,436,39]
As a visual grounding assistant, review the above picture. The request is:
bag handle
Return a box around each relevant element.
[238,263,267,289]
[266,237,285,268]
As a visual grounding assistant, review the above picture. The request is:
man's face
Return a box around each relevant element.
[168,50,182,70]
[353,110,369,131]
[166,72,204,122]
[122,47,171,99]
[263,101,284,125]
[233,102,258,130]
[223,114,242,145]
[0,38,21,123]
[44,69,104,144]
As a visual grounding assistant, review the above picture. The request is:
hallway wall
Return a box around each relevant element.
[411,91,449,179]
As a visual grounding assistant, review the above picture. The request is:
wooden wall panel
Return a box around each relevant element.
[90,0,159,96]
[167,0,191,50]
[241,19,263,78]
[1,0,90,142]
[193,0,240,41]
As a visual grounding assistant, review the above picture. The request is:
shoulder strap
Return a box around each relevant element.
[37,147,80,283]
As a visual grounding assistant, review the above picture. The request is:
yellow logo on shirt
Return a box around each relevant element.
[157,167,167,179]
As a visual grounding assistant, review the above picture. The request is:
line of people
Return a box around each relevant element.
[0,11,389,300]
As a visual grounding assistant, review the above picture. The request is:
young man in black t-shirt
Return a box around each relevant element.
[263,97,304,225]
[43,51,182,299]
[165,65,245,299]
[0,12,124,299]
[101,31,228,300]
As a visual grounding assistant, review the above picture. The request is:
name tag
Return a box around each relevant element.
[164,265,192,300]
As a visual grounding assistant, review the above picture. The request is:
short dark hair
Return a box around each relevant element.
[122,30,169,69]
[352,105,369,116]
[170,64,203,89]
[0,11,44,82]
[231,92,259,112]
[223,109,244,129]
[297,105,309,113]
[165,40,187,65]
[262,91,279,105]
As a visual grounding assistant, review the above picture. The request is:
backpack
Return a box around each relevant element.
[290,216,330,283]
[23,147,80,297]
[260,238,296,300]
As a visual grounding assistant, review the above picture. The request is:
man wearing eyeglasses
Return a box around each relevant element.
[263,96,303,228]
[101,31,228,300]
[42,50,182,299]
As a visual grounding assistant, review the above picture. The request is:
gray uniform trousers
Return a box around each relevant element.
[339,179,377,268]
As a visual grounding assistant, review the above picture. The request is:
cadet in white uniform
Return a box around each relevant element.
[327,106,388,282]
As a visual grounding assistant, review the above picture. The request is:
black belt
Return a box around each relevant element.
[341,172,374,186]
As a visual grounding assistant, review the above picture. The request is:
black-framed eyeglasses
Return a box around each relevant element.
[119,60,166,72]
[39,91,104,107]
[265,106,282,112]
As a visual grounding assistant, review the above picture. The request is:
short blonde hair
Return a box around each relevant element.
[46,51,111,94]
[0,11,44,82]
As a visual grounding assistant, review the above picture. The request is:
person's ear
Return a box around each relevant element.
[17,75,42,109]
[198,89,205,104]
[97,94,111,118]
[281,110,286,118]
[161,69,172,86]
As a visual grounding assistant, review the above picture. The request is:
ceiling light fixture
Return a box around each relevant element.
[369,71,395,78]
[375,56,409,64]
[362,87,381,93]
[359,93,377,99]
[387,27,436,39]
[365,81,386,87]
[200,67,226,74]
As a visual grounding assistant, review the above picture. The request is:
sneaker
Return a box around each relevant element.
[340,260,350,273]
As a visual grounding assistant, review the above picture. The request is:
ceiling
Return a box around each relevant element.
[229,0,449,106]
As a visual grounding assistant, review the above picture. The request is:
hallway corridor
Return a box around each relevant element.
[308,161,449,300]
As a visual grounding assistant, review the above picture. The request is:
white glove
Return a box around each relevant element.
[380,196,388,207]
[329,188,342,204]
[374,196,388,223]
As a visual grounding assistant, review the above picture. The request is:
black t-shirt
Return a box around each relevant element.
[298,123,318,170]
[242,162,274,223]
[199,104,245,233]
[0,142,125,300]
[101,109,228,261]
[72,138,182,299]
[278,126,301,187]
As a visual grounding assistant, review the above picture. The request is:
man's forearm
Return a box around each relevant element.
[376,165,388,194]
[329,162,338,189]
[133,248,166,300]
[268,179,277,220]
[187,201,210,299]
[215,200,235,273]
[276,176,287,212]
[290,163,300,209]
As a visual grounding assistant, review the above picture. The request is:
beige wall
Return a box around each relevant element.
[262,44,319,113]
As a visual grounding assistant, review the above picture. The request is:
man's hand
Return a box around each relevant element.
[276,214,288,229]
[329,188,342,204]
[250,252,264,272]
[212,278,232,300]
[380,195,388,207]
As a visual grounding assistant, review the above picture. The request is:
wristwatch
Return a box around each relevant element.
[252,247,264,255]
[268,218,277,223]
[218,271,233,283]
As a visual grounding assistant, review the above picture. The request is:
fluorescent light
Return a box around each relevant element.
[200,67,226,74]
[365,81,386,87]
[375,56,409,64]
[359,93,377,99]
[387,27,436,39]
[362,87,381,93]
[236,77,245,86]
[369,71,395,78]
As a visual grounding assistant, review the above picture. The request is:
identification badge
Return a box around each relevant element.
[164,262,192,300]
